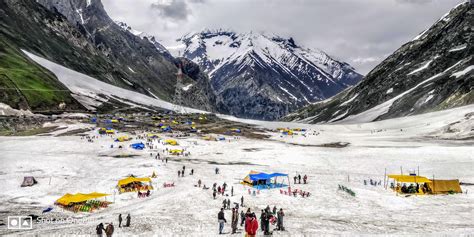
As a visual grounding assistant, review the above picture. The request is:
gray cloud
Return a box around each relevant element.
[150,0,190,21]
[102,0,463,74]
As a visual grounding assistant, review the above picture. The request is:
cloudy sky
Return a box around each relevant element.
[102,0,463,75]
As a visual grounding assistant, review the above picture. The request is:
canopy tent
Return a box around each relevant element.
[131,142,145,150]
[388,175,432,183]
[56,192,109,206]
[427,179,462,194]
[21,176,38,187]
[165,139,178,146]
[242,171,289,190]
[117,177,153,193]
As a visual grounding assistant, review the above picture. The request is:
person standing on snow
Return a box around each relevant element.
[125,214,131,227]
[241,196,244,207]
[223,199,227,209]
[277,208,285,231]
[213,190,217,199]
[298,174,302,184]
[218,208,227,234]
[118,214,122,228]
[293,176,297,184]
[105,223,114,237]
[178,170,181,177]
[273,206,277,215]
[96,223,105,237]
[231,186,234,196]
[260,210,266,233]
[231,208,238,234]
[303,175,308,184]
[245,213,259,237]
[240,210,245,226]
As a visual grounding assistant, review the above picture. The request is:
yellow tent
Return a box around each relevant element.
[147,134,160,138]
[172,120,179,124]
[56,192,109,206]
[202,136,215,141]
[427,179,462,194]
[170,149,183,155]
[241,170,261,186]
[115,136,131,142]
[106,129,115,134]
[388,175,432,183]
[117,177,152,187]
[111,119,119,123]
[165,139,178,145]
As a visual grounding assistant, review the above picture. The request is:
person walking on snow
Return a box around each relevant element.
[223,199,227,209]
[215,167,219,174]
[241,196,244,207]
[118,214,122,228]
[198,179,202,187]
[303,174,308,184]
[227,199,231,210]
[293,176,297,184]
[273,206,277,215]
[218,208,227,234]
[178,170,181,177]
[213,190,217,199]
[231,186,234,196]
[298,174,301,184]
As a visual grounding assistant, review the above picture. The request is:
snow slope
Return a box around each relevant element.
[1,105,472,235]
[22,50,205,114]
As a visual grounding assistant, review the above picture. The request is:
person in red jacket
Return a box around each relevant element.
[245,212,259,237]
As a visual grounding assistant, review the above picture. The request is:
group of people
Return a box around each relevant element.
[212,182,230,198]
[293,174,308,184]
[218,206,285,236]
[177,166,194,177]
[96,223,114,237]
[364,179,382,186]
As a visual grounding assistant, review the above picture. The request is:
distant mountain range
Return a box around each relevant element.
[175,30,362,120]
[284,2,473,123]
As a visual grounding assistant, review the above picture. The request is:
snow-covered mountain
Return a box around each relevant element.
[285,2,473,124]
[115,21,171,57]
[176,30,362,120]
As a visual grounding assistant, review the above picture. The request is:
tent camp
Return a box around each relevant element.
[118,177,153,193]
[21,176,38,187]
[427,179,462,194]
[241,171,289,190]
[55,192,110,212]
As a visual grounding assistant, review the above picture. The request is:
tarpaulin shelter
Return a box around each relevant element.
[427,179,462,194]
[56,192,109,206]
[161,126,172,132]
[169,149,183,155]
[131,142,145,150]
[388,175,432,183]
[241,171,289,190]
[165,139,178,146]
[148,134,160,139]
[115,136,131,142]
[55,192,110,212]
[21,176,37,187]
[111,119,119,123]
[106,129,115,134]
[117,177,153,193]
[230,128,241,133]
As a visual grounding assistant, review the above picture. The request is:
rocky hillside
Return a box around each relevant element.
[0,0,216,113]
[176,30,362,120]
[285,2,473,123]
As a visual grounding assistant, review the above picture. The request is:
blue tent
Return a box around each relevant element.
[131,142,145,150]
[243,172,289,190]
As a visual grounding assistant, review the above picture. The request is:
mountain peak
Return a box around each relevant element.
[176,29,362,120]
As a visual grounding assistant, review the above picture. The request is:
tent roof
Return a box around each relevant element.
[249,172,288,181]
[118,177,151,187]
[56,192,109,205]
[427,179,462,194]
[388,175,432,183]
